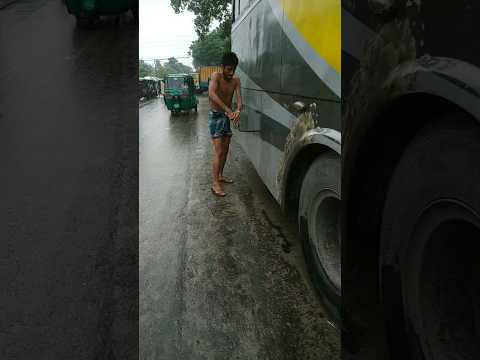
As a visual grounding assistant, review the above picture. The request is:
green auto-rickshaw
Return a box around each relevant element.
[65,0,138,26]
[163,74,198,115]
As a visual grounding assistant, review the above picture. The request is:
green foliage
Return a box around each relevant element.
[139,58,193,79]
[170,0,232,70]
[154,60,164,78]
[163,57,193,75]
[170,0,232,39]
[189,28,230,69]
[139,60,154,77]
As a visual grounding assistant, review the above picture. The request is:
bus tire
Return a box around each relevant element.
[298,151,341,322]
[380,114,480,360]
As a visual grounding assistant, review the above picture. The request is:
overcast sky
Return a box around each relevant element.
[139,0,197,69]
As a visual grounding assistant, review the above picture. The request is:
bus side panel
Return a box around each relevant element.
[236,0,283,93]
[279,0,341,133]
[237,88,262,132]
[279,0,340,100]
[421,1,480,69]
[232,0,288,200]
[234,128,284,200]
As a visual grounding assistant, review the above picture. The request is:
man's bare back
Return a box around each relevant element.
[209,72,240,113]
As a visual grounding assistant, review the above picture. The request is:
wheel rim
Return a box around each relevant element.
[405,200,480,360]
[308,189,341,293]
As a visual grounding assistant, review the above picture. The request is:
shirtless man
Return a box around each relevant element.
[208,52,242,197]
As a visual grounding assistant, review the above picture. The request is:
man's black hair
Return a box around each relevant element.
[221,52,239,67]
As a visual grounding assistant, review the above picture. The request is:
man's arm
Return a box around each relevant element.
[208,73,233,114]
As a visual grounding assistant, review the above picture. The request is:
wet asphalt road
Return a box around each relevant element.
[140,96,340,359]
[1,1,137,359]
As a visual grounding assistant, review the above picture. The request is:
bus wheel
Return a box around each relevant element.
[380,114,480,360]
[298,151,341,322]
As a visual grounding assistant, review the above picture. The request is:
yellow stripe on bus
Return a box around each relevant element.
[277,0,341,73]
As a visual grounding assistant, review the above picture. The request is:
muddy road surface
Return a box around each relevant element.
[140,96,340,360]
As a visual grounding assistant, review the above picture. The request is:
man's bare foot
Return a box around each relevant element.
[219,176,234,184]
[211,183,226,197]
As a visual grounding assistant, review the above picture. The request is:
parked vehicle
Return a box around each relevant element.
[190,72,200,93]
[198,66,222,93]
[139,76,160,100]
[343,1,480,359]
[163,74,198,115]
[232,0,341,325]
[234,0,480,358]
